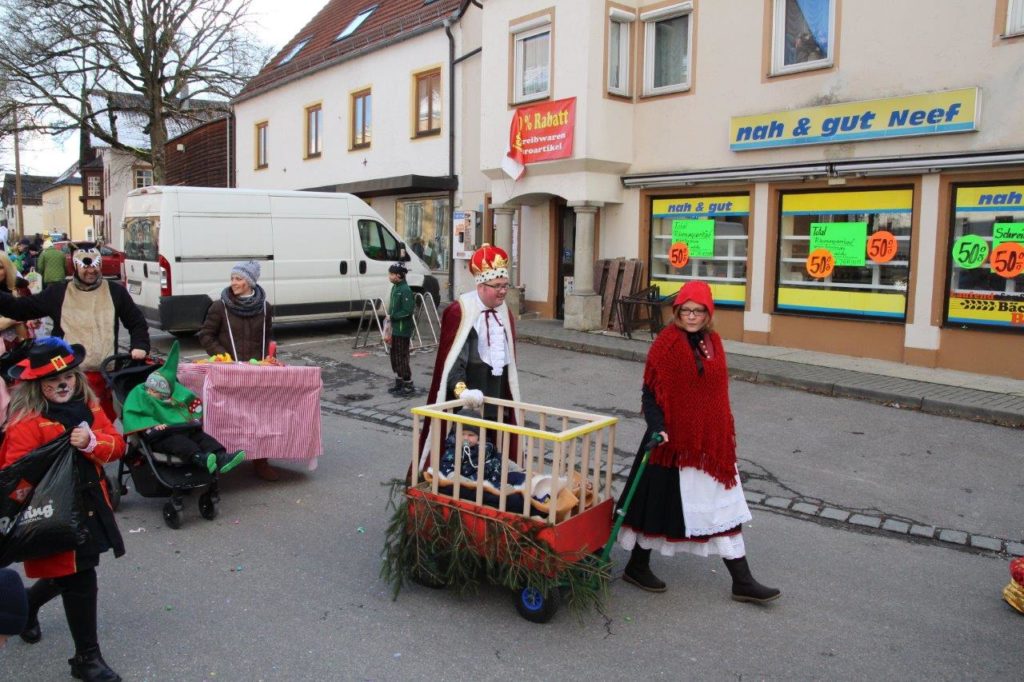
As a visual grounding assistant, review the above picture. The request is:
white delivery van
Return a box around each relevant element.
[121,186,439,333]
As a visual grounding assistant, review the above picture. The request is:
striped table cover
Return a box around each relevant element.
[177,363,324,470]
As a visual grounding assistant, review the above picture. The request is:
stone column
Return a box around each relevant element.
[564,202,603,331]
[490,204,520,317]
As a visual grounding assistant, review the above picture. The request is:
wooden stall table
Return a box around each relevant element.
[177,362,324,470]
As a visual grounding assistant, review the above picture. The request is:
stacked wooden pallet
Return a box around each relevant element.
[592,258,645,331]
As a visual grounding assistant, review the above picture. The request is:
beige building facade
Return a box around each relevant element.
[479,0,1024,378]
[41,178,93,241]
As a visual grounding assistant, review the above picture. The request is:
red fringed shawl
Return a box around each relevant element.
[643,326,738,488]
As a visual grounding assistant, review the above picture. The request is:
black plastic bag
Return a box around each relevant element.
[0,434,82,567]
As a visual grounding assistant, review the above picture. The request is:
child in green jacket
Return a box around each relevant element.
[121,341,244,474]
[385,263,416,397]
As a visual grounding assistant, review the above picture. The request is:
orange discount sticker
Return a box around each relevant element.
[991,241,1024,279]
[867,231,897,263]
[669,242,690,269]
[806,248,835,279]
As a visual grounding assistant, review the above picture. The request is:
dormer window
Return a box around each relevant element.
[278,38,311,66]
[336,6,377,41]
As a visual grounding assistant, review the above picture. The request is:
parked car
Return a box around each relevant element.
[53,241,126,280]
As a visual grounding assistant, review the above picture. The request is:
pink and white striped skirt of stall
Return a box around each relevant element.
[177,362,324,470]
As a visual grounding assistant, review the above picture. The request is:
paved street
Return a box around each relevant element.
[3,320,1022,680]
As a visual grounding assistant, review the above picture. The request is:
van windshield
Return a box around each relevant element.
[124,217,159,261]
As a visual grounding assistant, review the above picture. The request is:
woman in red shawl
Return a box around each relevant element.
[617,280,780,603]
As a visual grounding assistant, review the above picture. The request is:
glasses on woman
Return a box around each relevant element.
[481,282,510,292]
[677,307,707,318]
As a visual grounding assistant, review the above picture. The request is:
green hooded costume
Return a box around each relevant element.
[121,341,203,433]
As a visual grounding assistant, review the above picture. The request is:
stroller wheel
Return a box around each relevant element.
[514,585,561,624]
[162,501,183,529]
[198,492,219,521]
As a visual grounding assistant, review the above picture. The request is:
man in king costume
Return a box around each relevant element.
[417,244,520,472]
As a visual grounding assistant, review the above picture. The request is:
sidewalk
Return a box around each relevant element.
[515,318,1024,429]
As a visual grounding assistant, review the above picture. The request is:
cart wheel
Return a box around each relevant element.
[514,585,560,623]
[410,553,448,589]
[198,492,218,521]
[162,502,183,529]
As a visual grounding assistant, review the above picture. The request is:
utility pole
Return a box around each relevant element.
[12,108,24,239]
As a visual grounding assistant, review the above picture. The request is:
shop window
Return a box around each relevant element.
[945,184,1024,330]
[607,9,634,96]
[1008,0,1024,36]
[649,194,750,306]
[133,168,153,189]
[305,104,322,158]
[641,3,692,97]
[776,188,912,320]
[414,69,442,136]
[351,89,372,149]
[771,0,835,75]
[255,122,268,169]
[396,196,450,272]
[511,16,551,103]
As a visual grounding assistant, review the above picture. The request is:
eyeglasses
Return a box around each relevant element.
[481,283,510,291]
[677,307,708,318]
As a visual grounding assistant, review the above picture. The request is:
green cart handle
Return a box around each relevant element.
[600,432,664,563]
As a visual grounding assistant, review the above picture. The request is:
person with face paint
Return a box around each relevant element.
[0,337,126,681]
[0,242,150,422]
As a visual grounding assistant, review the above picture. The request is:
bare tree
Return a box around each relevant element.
[0,0,271,182]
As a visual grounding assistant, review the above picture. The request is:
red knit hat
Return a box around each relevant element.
[673,280,714,318]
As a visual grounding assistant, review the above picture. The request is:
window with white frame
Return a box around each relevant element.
[512,16,551,103]
[337,6,377,41]
[133,168,153,189]
[641,3,692,97]
[771,0,835,74]
[608,8,633,96]
[86,175,101,197]
[1008,0,1024,36]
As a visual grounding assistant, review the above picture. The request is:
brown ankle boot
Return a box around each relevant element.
[623,547,667,592]
[253,459,280,482]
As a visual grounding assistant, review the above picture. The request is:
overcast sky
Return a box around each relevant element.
[4,0,326,177]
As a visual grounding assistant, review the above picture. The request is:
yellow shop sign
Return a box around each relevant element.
[730,88,979,151]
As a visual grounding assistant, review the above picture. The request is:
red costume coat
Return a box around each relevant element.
[0,404,125,578]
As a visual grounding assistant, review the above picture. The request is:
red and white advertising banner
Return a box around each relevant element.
[502,97,576,180]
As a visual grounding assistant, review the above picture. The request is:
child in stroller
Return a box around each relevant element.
[103,341,242,528]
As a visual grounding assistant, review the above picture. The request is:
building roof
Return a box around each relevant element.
[1,173,58,206]
[87,90,230,150]
[41,176,83,193]
[235,0,463,103]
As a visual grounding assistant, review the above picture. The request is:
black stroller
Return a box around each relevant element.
[101,353,221,529]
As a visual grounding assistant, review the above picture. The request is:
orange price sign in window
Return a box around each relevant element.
[806,248,835,279]
[669,242,690,269]
[867,231,897,263]
[991,241,1024,279]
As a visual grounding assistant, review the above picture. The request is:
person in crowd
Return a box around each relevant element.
[0,568,28,649]
[0,242,149,421]
[617,280,781,604]
[0,222,8,251]
[121,341,245,474]
[417,244,521,472]
[28,233,44,260]
[9,238,32,274]
[198,260,278,481]
[36,240,67,289]
[1,338,125,681]
[0,251,32,354]
[385,262,416,397]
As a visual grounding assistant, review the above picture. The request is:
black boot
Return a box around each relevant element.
[69,648,121,682]
[723,556,780,603]
[20,578,62,643]
[623,547,666,592]
[399,380,415,397]
[387,378,403,395]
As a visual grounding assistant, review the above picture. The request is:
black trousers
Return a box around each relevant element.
[25,568,100,655]
[145,429,225,464]
[390,335,411,381]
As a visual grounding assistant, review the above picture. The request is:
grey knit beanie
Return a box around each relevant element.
[231,260,261,287]
[144,372,172,398]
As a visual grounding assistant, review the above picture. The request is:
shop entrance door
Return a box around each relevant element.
[556,205,576,319]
